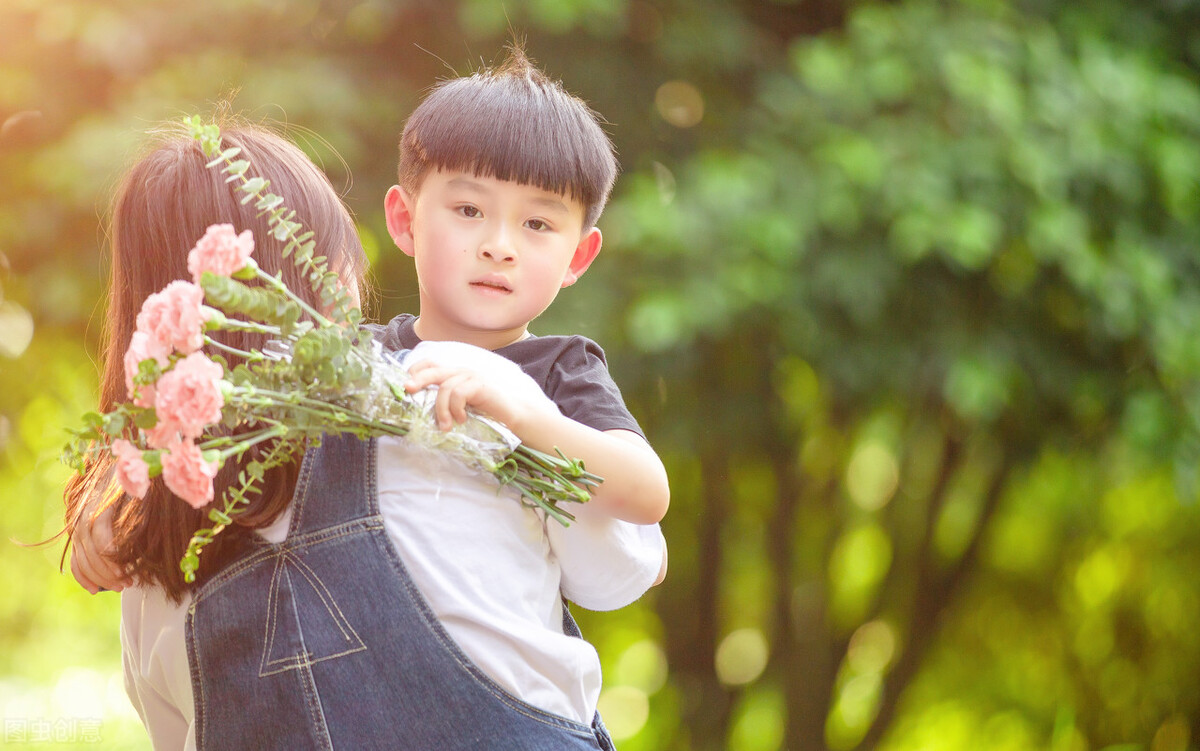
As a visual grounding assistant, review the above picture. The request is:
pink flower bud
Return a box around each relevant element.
[187,223,255,283]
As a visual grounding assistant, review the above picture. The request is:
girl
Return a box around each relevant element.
[64,120,369,600]
[65,118,660,750]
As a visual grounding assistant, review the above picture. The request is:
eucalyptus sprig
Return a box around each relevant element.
[186,116,361,331]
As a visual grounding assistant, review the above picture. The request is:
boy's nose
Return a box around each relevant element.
[480,247,516,262]
[479,230,517,263]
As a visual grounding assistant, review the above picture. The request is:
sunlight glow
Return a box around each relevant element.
[51,668,106,718]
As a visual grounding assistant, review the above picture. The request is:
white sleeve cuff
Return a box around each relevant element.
[551,505,665,612]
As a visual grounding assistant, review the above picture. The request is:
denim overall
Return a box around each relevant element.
[186,434,616,750]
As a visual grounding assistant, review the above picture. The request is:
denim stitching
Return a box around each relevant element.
[279,550,363,644]
[259,550,367,677]
[288,439,315,535]
[365,437,379,515]
[190,435,598,744]
[185,603,209,749]
[259,552,285,678]
[392,558,590,733]
[191,519,385,606]
[282,565,335,751]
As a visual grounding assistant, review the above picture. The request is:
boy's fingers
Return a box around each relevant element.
[448,384,470,425]
[404,363,451,393]
[404,364,491,427]
[435,374,468,429]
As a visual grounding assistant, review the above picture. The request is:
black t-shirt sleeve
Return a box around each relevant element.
[541,337,644,438]
[363,318,642,437]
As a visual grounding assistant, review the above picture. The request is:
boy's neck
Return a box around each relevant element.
[411,316,530,351]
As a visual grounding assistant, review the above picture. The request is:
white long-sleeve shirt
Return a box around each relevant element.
[122,341,665,749]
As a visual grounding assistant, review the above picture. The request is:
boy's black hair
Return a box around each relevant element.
[397,46,618,229]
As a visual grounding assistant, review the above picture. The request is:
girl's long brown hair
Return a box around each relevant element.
[62,119,367,602]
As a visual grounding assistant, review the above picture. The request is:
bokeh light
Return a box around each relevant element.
[846,619,896,675]
[655,80,704,128]
[597,685,650,741]
[846,440,900,511]
[715,628,769,687]
[729,689,785,751]
[610,638,669,694]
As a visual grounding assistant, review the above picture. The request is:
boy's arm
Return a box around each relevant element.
[533,422,669,525]
[405,360,670,525]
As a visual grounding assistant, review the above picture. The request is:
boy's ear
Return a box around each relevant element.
[384,185,416,257]
[561,228,602,287]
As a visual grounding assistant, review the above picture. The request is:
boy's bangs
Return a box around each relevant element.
[406,77,615,210]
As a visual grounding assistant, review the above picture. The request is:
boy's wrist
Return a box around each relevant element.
[505,399,566,443]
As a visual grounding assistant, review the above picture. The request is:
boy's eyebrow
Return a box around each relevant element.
[446,176,571,216]
[528,195,571,214]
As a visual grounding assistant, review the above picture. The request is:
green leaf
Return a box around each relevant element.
[224,158,250,175]
[247,461,265,481]
[240,176,268,197]
[134,409,158,430]
[255,193,285,212]
[101,412,127,436]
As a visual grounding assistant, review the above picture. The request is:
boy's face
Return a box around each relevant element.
[385,170,602,350]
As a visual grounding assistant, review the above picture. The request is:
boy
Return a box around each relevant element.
[371,47,670,725]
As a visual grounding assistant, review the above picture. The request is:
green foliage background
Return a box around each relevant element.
[3,0,1200,749]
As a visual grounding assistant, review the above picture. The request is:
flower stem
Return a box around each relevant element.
[204,336,260,360]
[253,267,333,329]
[213,316,284,336]
[199,423,289,458]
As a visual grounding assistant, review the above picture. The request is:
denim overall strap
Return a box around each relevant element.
[187,434,615,750]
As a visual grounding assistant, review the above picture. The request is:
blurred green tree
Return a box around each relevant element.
[588,0,1200,748]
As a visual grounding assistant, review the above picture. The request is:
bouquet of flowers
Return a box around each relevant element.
[62,117,599,582]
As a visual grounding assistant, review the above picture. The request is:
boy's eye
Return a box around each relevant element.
[458,205,481,218]
[525,219,548,231]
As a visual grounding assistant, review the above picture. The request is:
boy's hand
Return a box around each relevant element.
[404,359,553,433]
[69,500,130,594]
[403,344,670,525]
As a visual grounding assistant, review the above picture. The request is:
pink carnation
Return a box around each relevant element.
[123,331,170,408]
[161,437,218,509]
[154,351,225,439]
[111,439,150,499]
[188,223,255,283]
[135,280,206,355]
[142,421,178,451]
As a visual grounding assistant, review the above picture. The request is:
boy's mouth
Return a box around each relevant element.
[470,277,512,294]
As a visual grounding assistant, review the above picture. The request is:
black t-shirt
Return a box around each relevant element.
[366,314,643,438]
